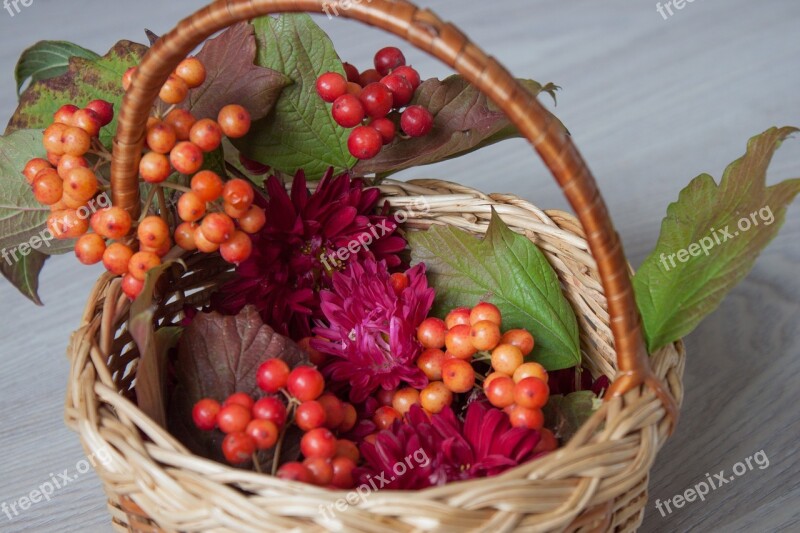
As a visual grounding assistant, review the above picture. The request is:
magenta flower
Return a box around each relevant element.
[355,402,541,489]
[210,169,406,339]
[312,259,433,402]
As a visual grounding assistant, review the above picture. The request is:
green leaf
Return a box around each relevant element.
[234,15,356,178]
[180,22,289,121]
[408,210,581,370]
[0,251,47,305]
[7,40,148,148]
[356,77,562,175]
[634,127,800,352]
[543,391,602,442]
[15,41,100,96]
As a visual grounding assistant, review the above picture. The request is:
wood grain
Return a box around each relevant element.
[0,0,798,531]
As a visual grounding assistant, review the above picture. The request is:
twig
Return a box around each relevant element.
[157,185,169,224]
[224,161,250,181]
[137,185,159,223]
[271,403,295,476]
[159,181,192,194]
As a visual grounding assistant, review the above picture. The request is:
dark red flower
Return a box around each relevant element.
[355,402,540,489]
[210,168,406,339]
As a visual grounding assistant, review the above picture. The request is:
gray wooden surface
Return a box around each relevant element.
[0,1,798,532]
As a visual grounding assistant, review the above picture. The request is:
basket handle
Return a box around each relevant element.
[111,0,677,427]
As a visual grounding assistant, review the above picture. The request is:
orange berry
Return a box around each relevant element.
[174,221,199,250]
[190,170,224,202]
[194,227,220,253]
[419,381,453,414]
[391,388,420,415]
[217,104,251,138]
[220,230,252,264]
[237,205,266,233]
[416,317,446,349]
[491,343,524,375]
[164,109,196,141]
[121,273,145,299]
[484,375,515,408]
[71,109,102,137]
[501,329,535,356]
[189,118,223,152]
[513,377,549,409]
[470,302,501,326]
[31,169,63,205]
[417,348,445,381]
[137,216,170,249]
[441,358,475,393]
[470,320,501,351]
[177,191,206,222]
[513,362,548,383]
[43,123,67,155]
[57,155,89,178]
[47,209,88,239]
[373,406,402,430]
[61,126,91,157]
[484,371,510,390]
[95,207,132,239]
[534,428,559,453]
[74,234,106,265]
[222,178,254,210]
[444,307,471,329]
[139,152,172,183]
[146,121,177,154]
[63,167,98,203]
[128,251,161,281]
[174,57,206,88]
[444,324,477,360]
[23,158,52,184]
[102,242,134,275]
[169,141,204,175]
[199,212,235,244]
[223,201,249,219]
[507,405,544,430]
[159,74,189,104]
[122,66,137,91]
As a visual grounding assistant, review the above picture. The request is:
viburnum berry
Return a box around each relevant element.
[375,387,396,407]
[139,152,172,183]
[222,179,255,210]
[194,227,220,253]
[63,167,98,203]
[296,337,325,367]
[513,362,548,383]
[177,191,206,222]
[53,104,79,125]
[217,104,251,138]
[128,251,161,281]
[43,123,67,155]
[400,105,434,138]
[252,396,288,427]
[159,74,189,105]
[471,301,502,325]
[514,377,549,409]
[374,46,406,76]
[303,457,334,486]
[57,155,89,178]
[389,272,409,295]
[217,403,252,434]
[332,94,365,128]
[347,81,362,97]
[220,230,253,264]
[392,65,421,90]
[419,381,453,414]
[121,273,144,298]
[46,152,62,166]
[391,387,420,415]
[246,419,279,450]
[316,71,348,103]
[200,212,235,244]
[359,68,382,87]
[287,366,325,402]
[370,117,396,145]
[237,205,266,234]
[165,109,196,140]
[347,126,382,160]
[373,405,402,430]
[71,109,102,137]
[417,317,446,349]
[85,99,114,127]
[222,432,256,464]
[277,462,313,483]
[23,158,52,184]
[295,400,326,431]
[507,405,544,430]
[444,324,477,360]
[146,121,177,154]
[534,428,558,453]
[257,358,290,393]
[190,170,224,202]
[47,209,89,239]
[330,456,356,489]
[61,126,91,157]
[61,192,88,210]
[94,207,132,240]
[441,358,475,393]
[223,202,249,219]
[224,392,255,410]
[170,141,204,175]
[102,243,134,275]
[484,371,510,391]
[336,439,360,463]
[141,238,172,258]
[359,82,394,118]
[189,119,223,152]
[338,403,357,433]
[470,320,502,351]
[417,347,446,380]
[501,329,535,356]
[192,398,221,431]
[491,343,524,375]
[381,74,414,107]
[342,62,360,84]
[31,169,63,205]
[174,57,207,89]
[301,428,337,459]
[484,375,515,408]
[317,393,345,430]
[74,234,106,265]
[444,307,471,329]
[174,221,199,250]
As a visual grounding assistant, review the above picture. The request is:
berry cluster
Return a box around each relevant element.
[315,47,434,160]
[192,356,360,488]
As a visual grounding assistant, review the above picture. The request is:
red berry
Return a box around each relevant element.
[359,69,382,86]
[217,403,252,434]
[514,377,549,409]
[190,170,224,202]
[330,456,356,489]
[189,118,223,152]
[391,388,420,415]
[332,94,365,128]
[177,191,206,223]
[301,428,337,459]
[471,302,502,325]
[128,251,161,282]
[297,337,326,366]
[507,405,544,430]
[501,329,535,356]
[222,179,254,210]
[374,46,406,76]
[417,317,446,349]
[373,406,402,430]
[295,400,327,431]
[338,403,357,433]
[53,104,79,125]
[444,307,471,329]
[534,428,559,453]
[200,212,235,244]
[222,432,256,464]
[342,62,360,84]
[392,66,421,90]
[484,376,515,408]
[287,366,325,402]
[121,274,144,299]
[316,72,348,103]
[220,230,253,264]
[252,396,288,427]
[347,82,362,97]
[441,358,475,393]
[139,152,172,183]
[192,398,221,431]
[389,272,409,295]
[137,215,170,249]
[23,158,52,184]
[102,243,134,275]
[224,392,255,410]
[217,104,251,138]
[400,105,434,137]
[257,359,290,393]
[347,126,382,160]
[359,82,394,118]
[417,348,446,380]
[336,439,360,463]
[444,324,477,360]
[170,141,204,175]
[174,57,207,89]
[381,74,414,107]
[246,419,279,450]
[276,462,313,483]
[375,388,396,406]
[470,320,502,351]
[74,234,106,265]
[370,117,396,145]
[238,154,271,175]
[303,457,334,486]
[85,100,114,127]
[317,393,345,430]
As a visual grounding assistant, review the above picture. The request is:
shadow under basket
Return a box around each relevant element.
[66,178,685,532]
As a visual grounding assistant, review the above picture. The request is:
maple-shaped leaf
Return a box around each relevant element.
[180,22,289,122]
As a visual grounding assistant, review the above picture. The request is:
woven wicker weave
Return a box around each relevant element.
[65,1,684,531]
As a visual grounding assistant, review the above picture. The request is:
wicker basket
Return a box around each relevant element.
[65,1,684,531]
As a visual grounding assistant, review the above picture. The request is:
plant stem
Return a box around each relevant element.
[138,185,160,223]
[271,404,295,476]
[157,186,169,224]
[159,181,192,194]
[252,453,263,474]
[224,161,249,181]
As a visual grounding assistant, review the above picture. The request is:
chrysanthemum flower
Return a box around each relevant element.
[312,259,433,402]
[210,169,405,339]
[355,402,541,489]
